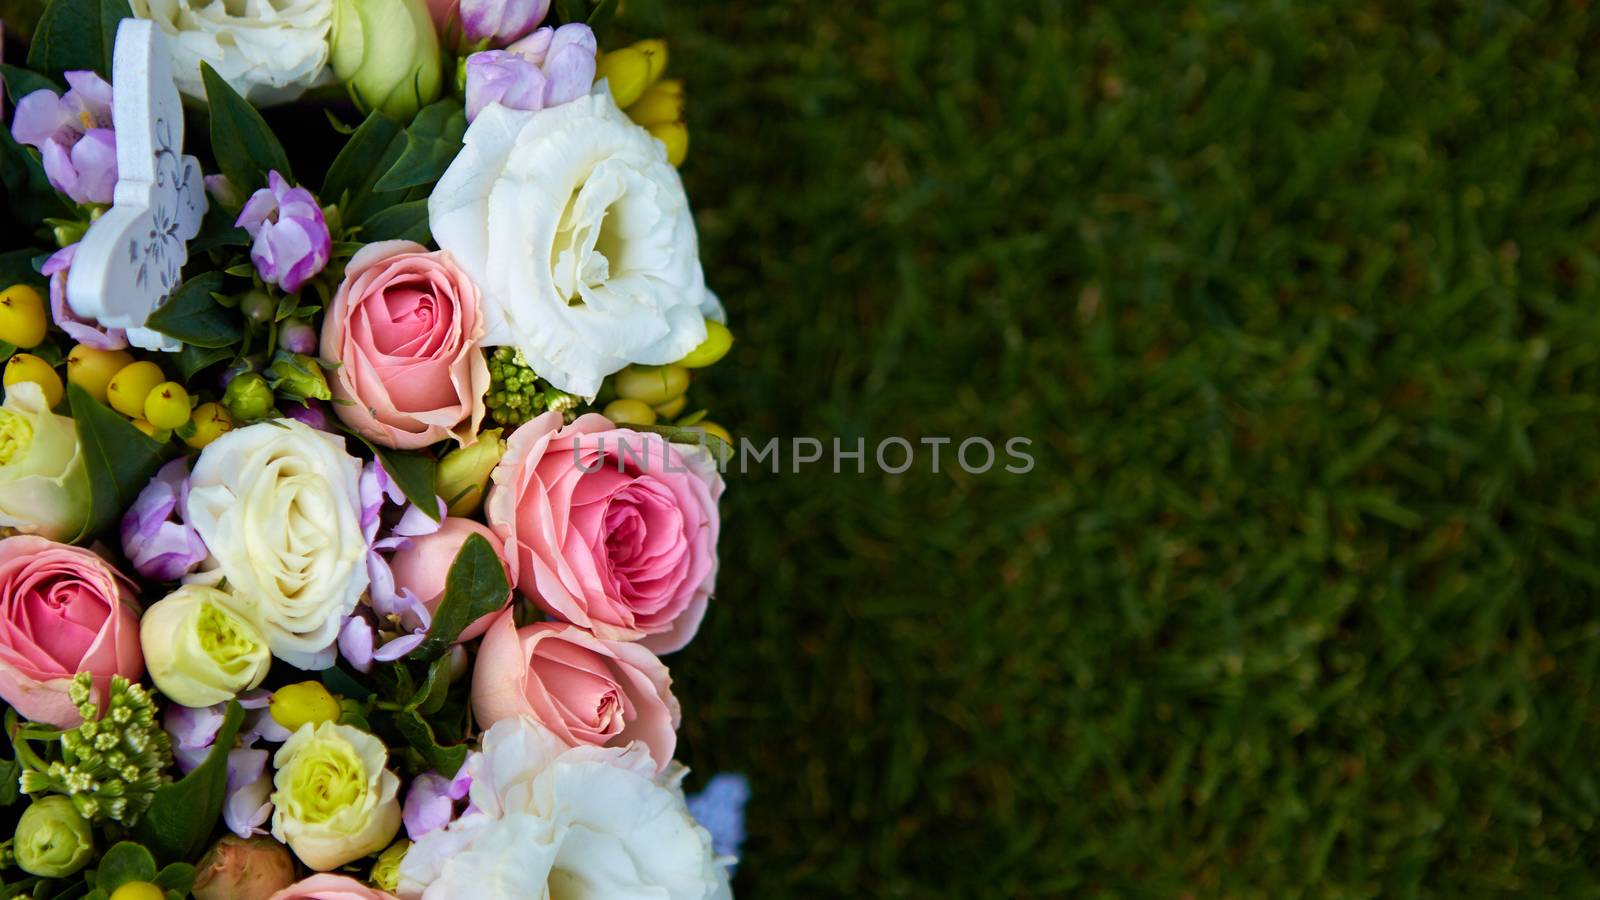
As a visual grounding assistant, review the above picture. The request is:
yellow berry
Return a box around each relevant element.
[628,79,683,127]
[67,345,135,404]
[652,394,687,419]
[4,354,63,408]
[109,882,165,900]
[0,284,48,349]
[106,361,165,418]
[614,364,689,406]
[604,398,658,427]
[143,382,191,430]
[677,320,732,368]
[631,38,669,85]
[129,419,162,439]
[182,402,234,449]
[647,121,689,167]
[270,681,342,732]
[693,421,732,446]
[596,48,652,108]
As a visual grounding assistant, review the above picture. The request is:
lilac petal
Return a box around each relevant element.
[339,615,375,673]
[465,51,545,121]
[448,759,474,799]
[403,773,460,839]
[542,42,596,107]
[235,187,278,233]
[41,139,82,201]
[62,70,112,121]
[507,26,554,64]
[70,128,118,204]
[224,748,274,838]
[242,705,293,745]
[373,631,426,662]
[548,22,596,56]
[10,89,72,148]
[393,501,446,538]
[237,689,273,710]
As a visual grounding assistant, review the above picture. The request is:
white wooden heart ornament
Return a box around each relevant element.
[66,18,208,353]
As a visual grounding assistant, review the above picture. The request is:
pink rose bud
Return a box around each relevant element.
[485,413,723,653]
[267,874,400,900]
[472,614,681,771]
[322,241,490,450]
[0,536,143,727]
[10,71,118,205]
[193,836,297,900]
[236,171,332,294]
[386,518,510,642]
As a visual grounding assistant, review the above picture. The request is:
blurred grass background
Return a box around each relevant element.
[624,1,1600,895]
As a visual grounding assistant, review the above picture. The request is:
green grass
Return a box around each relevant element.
[622,1,1600,895]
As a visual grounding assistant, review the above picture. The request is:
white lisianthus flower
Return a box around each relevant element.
[397,716,729,900]
[0,382,89,541]
[429,86,723,397]
[184,419,368,669]
[271,720,402,870]
[130,0,335,107]
[140,584,271,707]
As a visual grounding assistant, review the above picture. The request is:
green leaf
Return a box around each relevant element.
[132,701,244,862]
[407,653,453,716]
[202,63,291,194]
[339,430,441,520]
[411,534,510,661]
[151,863,195,894]
[26,0,130,78]
[321,664,373,702]
[393,708,468,776]
[176,343,234,381]
[68,383,167,541]
[323,111,408,226]
[0,64,61,105]
[145,272,241,348]
[373,100,468,192]
[190,204,250,254]
[0,249,48,290]
[587,0,617,29]
[360,199,432,243]
[0,127,71,223]
[95,843,158,891]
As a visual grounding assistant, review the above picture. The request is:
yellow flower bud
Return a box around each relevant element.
[628,79,683,127]
[109,882,165,900]
[4,354,64,409]
[107,361,165,418]
[183,402,235,449]
[271,681,343,732]
[597,47,652,108]
[631,38,670,86]
[652,394,687,420]
[614,364,689,406]
[144,381,193,430]
[603,398,658,427]
[437,428,506,517]
[331,0,442,120]
[67,345,135,404]
[677,320,732,368]
[648,120,689,167]
[0,284,48,349]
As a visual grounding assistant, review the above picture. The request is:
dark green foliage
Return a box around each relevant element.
[636,0,1600,896]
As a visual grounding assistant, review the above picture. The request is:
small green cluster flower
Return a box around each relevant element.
[19,674,173,826]
[485,347,581,426]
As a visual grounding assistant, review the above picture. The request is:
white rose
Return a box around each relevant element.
[271,720,401,870]
[184,419,367,669]
[0,382,89,541]
[139,584,271,708]
[430,86,723,397]
[397,717,728,900]
[131,0,335,107]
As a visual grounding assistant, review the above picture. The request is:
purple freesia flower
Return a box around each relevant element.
[224,748,274,838]
[41,243,127,350]
[236,170,331,294]
[403,763,474,839]
[459,0,548,46]
[163,694,285,838]
[10,71,118,205]
[464,23,597,121]
[121,458,209,581]
[339,461,447,672]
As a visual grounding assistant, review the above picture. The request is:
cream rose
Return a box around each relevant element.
[131,0,335,107]
[140,584,271,707]
[397,716,726,900]
[272,721,402,871]
[0,382,90,541]
[184,419,368,669]
[429,86,722,397]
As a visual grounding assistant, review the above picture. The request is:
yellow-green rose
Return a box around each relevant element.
[329,0,441,120]
[140,585,271,708]
[271,721,401,870]
[0,381,89,540]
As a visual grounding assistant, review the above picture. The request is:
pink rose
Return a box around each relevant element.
[268,874,398,900]
[0,536,143,727]
[486,412,723,653]
[473,613,680,770]
[323,240,490,450]
[387,517,511,643]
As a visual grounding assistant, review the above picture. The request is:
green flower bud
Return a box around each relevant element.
[239,290,276,326]
[437,429,506,517]
[15,796,93,878]
[266,352,332,404]
[371,839,411,892]
[331,0,442,120]
[223,372,275,423]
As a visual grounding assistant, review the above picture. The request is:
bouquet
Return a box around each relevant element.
[0,0,741,897]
